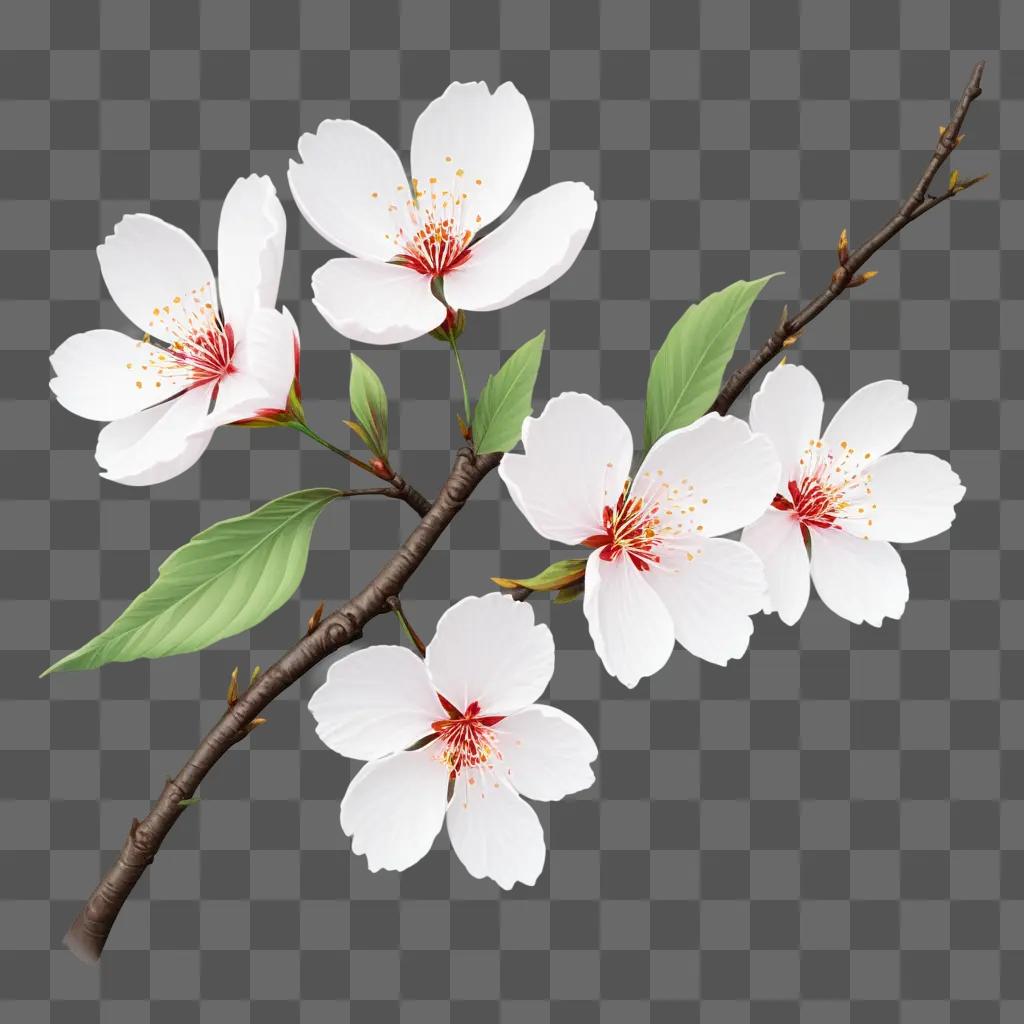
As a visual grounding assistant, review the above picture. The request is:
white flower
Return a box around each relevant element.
[498,393,781,687]
[288,81,597,346]
[50,175,299,486]
[308,593,597,889]
[740,363,965,626]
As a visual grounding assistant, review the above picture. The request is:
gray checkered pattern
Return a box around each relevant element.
[1,0,1019,1018]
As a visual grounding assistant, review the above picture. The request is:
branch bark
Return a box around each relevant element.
[64,448,501,963]
[710,61,986,416]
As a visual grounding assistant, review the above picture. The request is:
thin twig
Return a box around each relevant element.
[64,448,501,963]
[711,61,986,415]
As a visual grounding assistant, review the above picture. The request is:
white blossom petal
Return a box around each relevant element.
[309,646,442,762]
[634,414,780,539]
[499,392,634,546]
[443,182,597,312]
[97,213,217,344]
[217,174,287,334]
[411,81,534,232]
[340,746,450,874]
[844,451,965,544]
[493,705,597,802]
[647,538,766,666]
[229,306,298,416]
[95,385,215,487]
[288,119,412,262]
[446,771,546,890]
[809,527,909,626]
[582,550,676,688]
[425,594,554,716]
[311,258,446,346]
[50,330,169,422]
[749,363,825,486]
[822,379,916,460]
[741,507,811,626]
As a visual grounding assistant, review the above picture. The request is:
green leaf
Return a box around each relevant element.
[472,331,545,455]
[643,275,781,449]
[348,353,389,460]
[553,580,585,605]
[44,489,343,674]
[492,558,586,593]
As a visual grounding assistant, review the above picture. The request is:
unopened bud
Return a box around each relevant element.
[847,270,878,288]
[837,228,849,265]
[306,601,325,636]
[227,667,239,706]
[246,717,268,735]
[949,169,960,191]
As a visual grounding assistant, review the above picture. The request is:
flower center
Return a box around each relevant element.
[135,284,237,396]
[377,158,486,277]
[583,480,664,572]
[772,438,877,535]
[431,695,504,781]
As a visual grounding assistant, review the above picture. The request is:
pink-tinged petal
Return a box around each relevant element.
[498,392,634,546]
[822,379,916,460]
[634,414,780,539]
[741,507,811,626]
[288,119,412,262]
[425,594,554,716]
[446,771,546,890]
[309,645,441,761]
[311,258,446,345]
[50,329,169,422]
[443,182,597,312]
[411,81,534,232]
[340,745,450,874]
[749,363,825,486]
[97,213,217,343]
[230,306,298,415]
[844,451,965,544]
[583,550,676,688]
[809,528,909,627]
[95,385,215,487]
[217,174,287,333]
[493,705,597,802]
[647,538,767,665]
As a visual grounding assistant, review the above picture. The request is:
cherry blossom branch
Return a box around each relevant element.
[711,61,986,416]
[64,447,501,964]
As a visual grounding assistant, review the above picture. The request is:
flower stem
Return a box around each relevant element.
[447,336,472,429]
[288,420,377,475]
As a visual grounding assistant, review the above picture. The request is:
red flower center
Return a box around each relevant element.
[772,477,841,530]
[394,215,474,277]
[432,694,504,781]
[583,482,663,572]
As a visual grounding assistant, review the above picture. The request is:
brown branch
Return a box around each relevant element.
[711,61,986,416]
[385,472,432,517]
[64,447,501,964]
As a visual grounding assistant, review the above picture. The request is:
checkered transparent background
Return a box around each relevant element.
[1,0,1021,1019]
